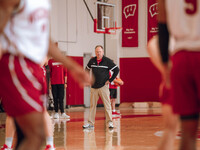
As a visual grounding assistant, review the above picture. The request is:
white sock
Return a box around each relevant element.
[46,136,54,147]
[5,137,13,148]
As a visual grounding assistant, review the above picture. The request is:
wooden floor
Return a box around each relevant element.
[0,107,200,150]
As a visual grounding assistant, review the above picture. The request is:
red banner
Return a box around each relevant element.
[147,0,158,41]
[122,0,138,47]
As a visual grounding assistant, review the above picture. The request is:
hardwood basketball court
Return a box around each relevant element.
[1,107,200,150]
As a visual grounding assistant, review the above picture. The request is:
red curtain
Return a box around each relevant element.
[147,0,158,41]
[122,0,138,47]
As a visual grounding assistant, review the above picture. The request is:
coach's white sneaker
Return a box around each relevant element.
[108,122,114,129]
[82,123,94,129]
[53,113,59,119]
[60,113,70,119]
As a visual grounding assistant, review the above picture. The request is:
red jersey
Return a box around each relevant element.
[48,59,67,85]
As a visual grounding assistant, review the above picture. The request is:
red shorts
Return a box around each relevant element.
[171,50,200,115]
[0,54,45,117]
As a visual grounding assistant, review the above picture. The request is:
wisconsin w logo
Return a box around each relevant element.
[123,4,136,19]
[149,3,158,17]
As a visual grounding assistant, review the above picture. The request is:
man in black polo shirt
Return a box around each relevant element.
[83,45,119,129]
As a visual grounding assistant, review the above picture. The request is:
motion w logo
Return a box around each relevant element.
[123,4,136,19]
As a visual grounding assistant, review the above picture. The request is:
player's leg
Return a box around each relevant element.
[158,104,179,150]
[178,52,200,150]
[58,84,69,119]
[14,119,25,149]
[157,82,179,150]
[111,98,115,111]
[1,116,15,149]
[51,85,59,118]
[44,110,55,150]
[110,91,120,116]
[179,116,199,150]
[109,89,115,112]
[15,112,45,150]
[58,84,64,114]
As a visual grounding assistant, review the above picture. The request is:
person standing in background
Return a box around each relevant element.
[83,45,119,129]
[109,72,124,116]
[48,53,70,119]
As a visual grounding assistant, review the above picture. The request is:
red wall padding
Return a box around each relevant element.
[120,57,161,102]
[66,56,84,105]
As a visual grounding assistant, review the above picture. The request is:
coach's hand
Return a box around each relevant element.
[105,80,110,85]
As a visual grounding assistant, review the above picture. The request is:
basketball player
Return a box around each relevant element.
[109,74,124,116]
[1,59,55,150]
[147,35,179,150]
[158,1,200,149]
[0,1,92,150]
[48,57,70,119]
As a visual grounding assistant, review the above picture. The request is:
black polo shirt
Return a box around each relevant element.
[86,56,119,89]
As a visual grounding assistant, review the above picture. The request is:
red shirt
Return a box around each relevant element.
[48,59,67,85]
[97,58,102,65]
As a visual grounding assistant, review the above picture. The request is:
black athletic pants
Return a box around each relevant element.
[51,84,65,113]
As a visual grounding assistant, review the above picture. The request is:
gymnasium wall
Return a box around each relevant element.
[50,0,104,56]
[105,0,160,102]
[50,0,160,105]
[120,58,161,102]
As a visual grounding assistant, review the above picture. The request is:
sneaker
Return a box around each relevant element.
[45,145,55,150]
[54,113,59,119]
[1,144,12,150]
[60,113,70,119]
[108,128,114,133]
[82,123,94,129]
[83,128,94,133]
[108,122,114,129]
[112,111,121,116]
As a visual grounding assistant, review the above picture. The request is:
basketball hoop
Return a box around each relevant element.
[94,1,121,35]
[104,21,122,34]
[94,19,122,34]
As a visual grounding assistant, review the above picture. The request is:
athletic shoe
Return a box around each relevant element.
[112,111,121,116]
[108,128,114,133]
[1,144,12,150]
[44,145,55,150]
[54,113,59,119]
[60,113,70,119]
[83,128,94,133]
[108,122,114,129]
[82,123,94,129]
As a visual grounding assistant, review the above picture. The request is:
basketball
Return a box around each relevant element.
[114,78,123,86]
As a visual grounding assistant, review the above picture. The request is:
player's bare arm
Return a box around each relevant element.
[0,0,20,33]
[157,0,166,23]
[48,40,93,87]
[114,78,124,85]
[157,0,171,88]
